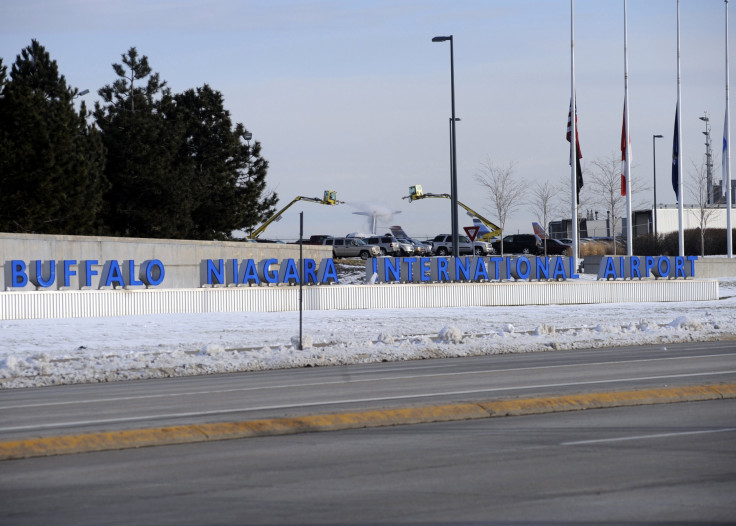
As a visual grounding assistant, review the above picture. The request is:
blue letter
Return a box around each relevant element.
[630,256,641,279]
[206,259,225,285]
[32,260,55,288]
[536,257,550,280]
[143,260,165,286]
[687,255,698,276]
[489,257,503,280]
[384,257,401,282]
[302,259,318,284]
[553,257,568,280]
[318,258,338,284]
[437,257,449,281]
[126,260,144,286]
[657,256,670,277]
[241,259,260,285]
[10,260,28,287]
[644,256,655,277]
[473,257,489,281]
[674,256,685,278]
[516,257,531,280]
[602,257,617,280]
[102,260,124,288]
[260,258,279,284]
[280,259,300,284]
[62,260,77,288]
[420,257,431,282]
[83,260,98,288]
[455,257,471,281]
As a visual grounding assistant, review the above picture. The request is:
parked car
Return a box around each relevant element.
[364,235,401,256]
[292,234,333,245]
[492,234,542,255]
[322,237,380,260]
[431,234,494,256]
[397,237,431,256]
[541,238,571,256]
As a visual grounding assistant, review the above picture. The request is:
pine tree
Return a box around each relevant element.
[167,85,277,239]
[94,47,194,238]
[0,40,107,234]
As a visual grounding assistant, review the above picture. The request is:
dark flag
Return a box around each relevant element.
[566,100,584,203]
[621,100,629,196]
[672,106,680,200]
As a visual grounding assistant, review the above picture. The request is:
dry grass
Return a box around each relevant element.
[578,239,625,256]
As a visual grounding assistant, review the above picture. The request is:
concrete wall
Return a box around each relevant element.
[1,233,332,291]
[583,255,736,277]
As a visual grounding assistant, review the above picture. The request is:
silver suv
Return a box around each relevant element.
[364,235,401,256]
[431,234,494,256]
[322,237,380,260]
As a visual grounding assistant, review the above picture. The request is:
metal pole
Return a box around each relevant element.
[449,36,459,259]
[677,0,685,257]
[624,0,633,256]
[432,35,459,258]
[571,0,579,267]
[726,0,733,258]
[298,212,303,351]
[653,134,663,237]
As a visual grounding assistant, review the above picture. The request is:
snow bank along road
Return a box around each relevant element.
[1,341,735,460]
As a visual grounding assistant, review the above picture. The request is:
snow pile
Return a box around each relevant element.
[0,278,734,389]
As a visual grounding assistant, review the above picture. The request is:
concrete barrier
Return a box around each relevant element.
[584,255,736,277]
[1,232,332,290]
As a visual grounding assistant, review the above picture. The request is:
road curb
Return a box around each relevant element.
[2,383,735,461]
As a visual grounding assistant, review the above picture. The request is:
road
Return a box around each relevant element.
[1,399,734,525]
[1,340,736,441]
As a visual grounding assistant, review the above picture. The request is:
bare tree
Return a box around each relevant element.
[589,151,649,255]
[530,180,561,255]
[475,158,526,255]
[687,160,718,256]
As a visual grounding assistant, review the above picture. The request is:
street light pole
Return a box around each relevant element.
[652,134,663,237]
[433,35,459,258]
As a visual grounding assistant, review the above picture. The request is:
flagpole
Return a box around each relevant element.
[677,0,685,257]
[726,0,733,258]
[571,0,579,268]
[624,0,633,256]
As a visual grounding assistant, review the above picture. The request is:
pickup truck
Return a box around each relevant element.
[322,237,380,260]
[431,234,494,256]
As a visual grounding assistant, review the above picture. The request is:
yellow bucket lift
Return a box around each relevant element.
[403,185,502,239]
[249,191,343,239]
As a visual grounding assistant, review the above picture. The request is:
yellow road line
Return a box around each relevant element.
[2,383,734,461]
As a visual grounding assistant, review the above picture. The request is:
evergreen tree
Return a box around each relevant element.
[94,47,194,238]
[0,40,107,234]
[167,85,277,239]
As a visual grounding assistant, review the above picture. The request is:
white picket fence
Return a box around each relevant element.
[0,279,719,320]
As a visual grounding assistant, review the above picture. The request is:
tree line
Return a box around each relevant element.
[0,41,277,240]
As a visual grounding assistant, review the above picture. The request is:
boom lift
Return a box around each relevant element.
[402,185,502,239]
[249,190,343,239]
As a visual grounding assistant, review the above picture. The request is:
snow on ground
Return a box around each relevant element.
[1,274,735,389]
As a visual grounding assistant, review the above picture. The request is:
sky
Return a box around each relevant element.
[1,272,734,389]
[1,0,732,240]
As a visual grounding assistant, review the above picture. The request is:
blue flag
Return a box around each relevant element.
[672,106,679,200]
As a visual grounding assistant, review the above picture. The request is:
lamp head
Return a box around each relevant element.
[432,36,451,42]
